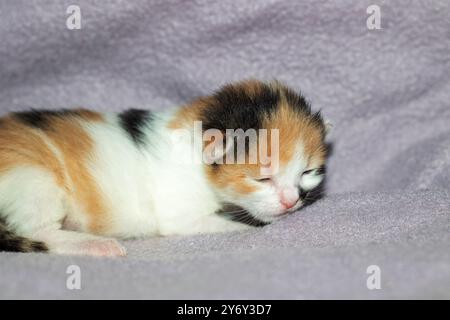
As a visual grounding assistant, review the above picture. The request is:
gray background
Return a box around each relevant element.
[0,0,449,299]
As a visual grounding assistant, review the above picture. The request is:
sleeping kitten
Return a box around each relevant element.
[0,80,328,256]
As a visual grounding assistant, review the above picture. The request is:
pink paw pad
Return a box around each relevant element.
[80,239,127,257]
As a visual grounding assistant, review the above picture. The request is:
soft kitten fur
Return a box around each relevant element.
[0,80,328,256]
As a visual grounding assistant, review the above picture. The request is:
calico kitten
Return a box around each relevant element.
[0,80,328,256]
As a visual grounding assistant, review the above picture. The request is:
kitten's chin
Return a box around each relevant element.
[256,215,276,223]
[254,213,284,223]
[249,211,281,223]
[216,201,301,226]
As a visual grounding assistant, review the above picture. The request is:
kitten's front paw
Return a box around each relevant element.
[79,238,127,257]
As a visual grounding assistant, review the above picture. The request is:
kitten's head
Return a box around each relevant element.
[181,80,329,223]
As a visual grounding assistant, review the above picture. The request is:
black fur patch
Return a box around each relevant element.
[0,217,48,253]
[13,109,80,130]
[200,81,325,134]
[301,181,326,207]
[216,204,268,227]
[200,82,280,132]
[118,109,153,146]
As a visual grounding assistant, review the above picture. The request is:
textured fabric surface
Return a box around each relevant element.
[0,0,449,299]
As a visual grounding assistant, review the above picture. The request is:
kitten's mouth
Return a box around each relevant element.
[273,207,298,218]
[276,200,304,216]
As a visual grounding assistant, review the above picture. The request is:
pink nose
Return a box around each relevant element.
[279,188,299,209]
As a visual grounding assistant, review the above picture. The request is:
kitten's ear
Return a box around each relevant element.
[324,121,333,135]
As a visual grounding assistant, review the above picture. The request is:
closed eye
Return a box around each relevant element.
[255,177,272,182]
[303,166,326,176]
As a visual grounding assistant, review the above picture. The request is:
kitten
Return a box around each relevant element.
[0,80,328,256]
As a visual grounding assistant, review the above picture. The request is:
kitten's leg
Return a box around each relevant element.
[0,167,125,256]
[33,227,126,256]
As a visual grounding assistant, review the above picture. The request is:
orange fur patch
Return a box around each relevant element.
[0,110,109,234]
[205,164,259,195]
[263,97,326,168]
[42,113,108,233]
[75,109,104,121]
[0,118,66,186]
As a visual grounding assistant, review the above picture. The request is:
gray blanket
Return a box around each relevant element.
[0,0,449,299]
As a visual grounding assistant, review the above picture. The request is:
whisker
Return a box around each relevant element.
[216,208,247,215]
[219,209,248,215]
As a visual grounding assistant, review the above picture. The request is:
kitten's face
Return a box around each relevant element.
[209,143,326,223]
[200,80,328,223]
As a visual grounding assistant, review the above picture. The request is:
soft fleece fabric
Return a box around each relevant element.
[0,0,449,299]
